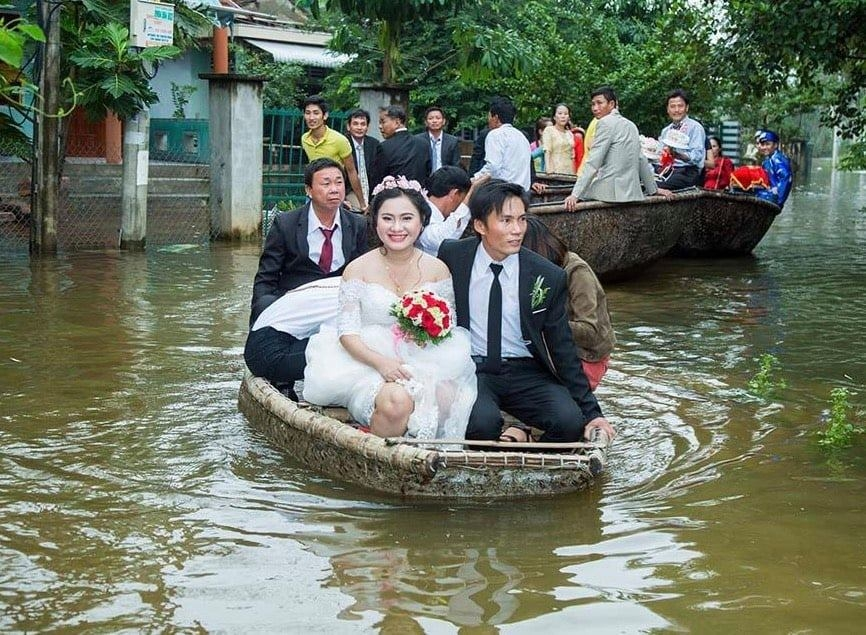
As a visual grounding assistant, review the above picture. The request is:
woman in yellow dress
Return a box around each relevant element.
[541,103,577,175]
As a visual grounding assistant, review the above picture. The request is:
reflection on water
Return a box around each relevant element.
[1,160,865,631]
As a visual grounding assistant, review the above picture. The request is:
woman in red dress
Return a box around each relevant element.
[703,135,734,189]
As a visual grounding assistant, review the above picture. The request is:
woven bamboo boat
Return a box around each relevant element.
[529,195,686,280]
[238,372,611,500]
[529,176,781,278]
[669,189,781,256]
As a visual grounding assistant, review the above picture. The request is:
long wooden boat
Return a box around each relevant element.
[669,189,781,256]
[529,195,686,280]
[529,177,781,278]
[238,372,610,500]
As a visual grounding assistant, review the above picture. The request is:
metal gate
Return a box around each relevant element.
[262,107,348,212]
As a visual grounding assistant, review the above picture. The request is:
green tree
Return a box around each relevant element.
[0,15,45,158]
[300,0,467,84]
[233,46,305,109]
[720,0,866,167]
[69,23,180,121]
[311,0,721,138]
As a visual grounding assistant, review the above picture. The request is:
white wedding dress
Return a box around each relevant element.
[303,278,476,440]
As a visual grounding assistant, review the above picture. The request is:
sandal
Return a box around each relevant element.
[499,422,533,444]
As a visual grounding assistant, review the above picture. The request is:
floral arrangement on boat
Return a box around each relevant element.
[390,290,453,346]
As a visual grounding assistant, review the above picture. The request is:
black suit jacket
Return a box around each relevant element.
[381,130,431,183]
[468,127,489,175]
[437,237,602,422]
[414,131,462,173]
[250,202,369,326]
[348,134,384,202]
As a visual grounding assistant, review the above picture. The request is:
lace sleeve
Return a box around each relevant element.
[337,279,364,336]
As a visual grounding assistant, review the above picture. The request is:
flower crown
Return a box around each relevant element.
[371,175,426,197]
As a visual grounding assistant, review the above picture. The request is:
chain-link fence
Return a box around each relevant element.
[0,138,31,252]
[0,121,213,255]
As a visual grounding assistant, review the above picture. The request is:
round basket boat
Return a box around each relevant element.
[238,372,611,500]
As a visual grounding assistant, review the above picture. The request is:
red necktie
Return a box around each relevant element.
[318,227,335,273]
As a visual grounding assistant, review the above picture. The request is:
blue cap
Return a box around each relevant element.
[757,130,779,143]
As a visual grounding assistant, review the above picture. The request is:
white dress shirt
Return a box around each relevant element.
[468,244,531,358]
[417,198,470,255]
[306,205,344,272]
[473,124,532,190]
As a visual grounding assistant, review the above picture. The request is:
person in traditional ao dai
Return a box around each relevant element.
[303,182,477,441]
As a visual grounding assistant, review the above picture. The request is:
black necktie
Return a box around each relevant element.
[671,121,683,130]
[486,263,503,373]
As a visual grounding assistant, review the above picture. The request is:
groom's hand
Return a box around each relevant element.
[584,416,616,441]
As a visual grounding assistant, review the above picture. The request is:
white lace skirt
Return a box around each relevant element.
[303,324,477,440]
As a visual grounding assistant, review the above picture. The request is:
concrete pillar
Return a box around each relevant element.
[200,73,265,241]
[120,110,149,250]
[354,83,410,141]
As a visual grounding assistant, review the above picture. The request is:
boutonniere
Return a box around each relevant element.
[530,275,549,309]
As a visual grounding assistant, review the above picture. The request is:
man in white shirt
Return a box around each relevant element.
[417,168,489,255]
[472,96,531,190]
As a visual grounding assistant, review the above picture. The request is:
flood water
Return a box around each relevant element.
[1,160,865,632]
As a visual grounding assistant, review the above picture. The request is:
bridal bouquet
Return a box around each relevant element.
[390,290,453,346]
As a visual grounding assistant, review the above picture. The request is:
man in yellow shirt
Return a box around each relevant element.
[301,95,368,212]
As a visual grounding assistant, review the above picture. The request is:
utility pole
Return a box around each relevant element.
[32,0,62,256]
[120,109,149,250]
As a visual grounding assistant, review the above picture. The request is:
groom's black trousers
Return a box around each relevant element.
[467,357,587,442]
[244,327,308,385]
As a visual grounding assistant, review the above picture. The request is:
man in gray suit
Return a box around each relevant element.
[565,86,671,208]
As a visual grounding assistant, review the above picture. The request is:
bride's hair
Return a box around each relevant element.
[370,187,433,228]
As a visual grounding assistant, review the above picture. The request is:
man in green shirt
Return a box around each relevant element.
[301,95,368,212]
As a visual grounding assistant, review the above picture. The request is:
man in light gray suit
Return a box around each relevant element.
[565,86,671,208]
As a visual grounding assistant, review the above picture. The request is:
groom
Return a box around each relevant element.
[438,180,615,442]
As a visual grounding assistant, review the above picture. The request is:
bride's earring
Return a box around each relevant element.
[379,246,388,256]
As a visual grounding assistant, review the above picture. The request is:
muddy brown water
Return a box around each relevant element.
[1,160,864,632]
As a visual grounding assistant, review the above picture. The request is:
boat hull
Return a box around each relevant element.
[239,373,607,500]
[530,197,685,280]
[529,177,781,277]
[670,190,781,256]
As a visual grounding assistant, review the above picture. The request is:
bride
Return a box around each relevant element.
[302,178,477,440]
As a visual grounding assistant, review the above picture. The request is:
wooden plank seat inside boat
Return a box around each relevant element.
[296,399,544,443]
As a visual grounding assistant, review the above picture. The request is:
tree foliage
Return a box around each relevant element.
[69,23,180,120]
[313,0,720,136]
[234,46,305,109]
[299,0,465,84]
[719,0,866,166]
[58,1,209,122]
[0,15,45,157]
